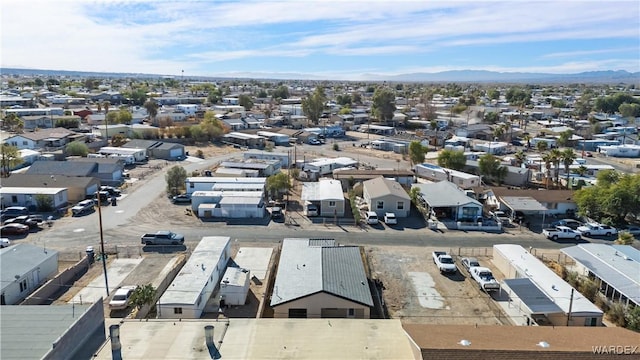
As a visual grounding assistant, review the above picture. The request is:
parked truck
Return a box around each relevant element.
[469,267,500,292]
[542,226,582,241]
[140,231,184,245]
[432,251,457,274]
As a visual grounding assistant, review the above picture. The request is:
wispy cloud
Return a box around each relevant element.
[541,47,640,59]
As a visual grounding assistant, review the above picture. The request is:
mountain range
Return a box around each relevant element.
[1,67,638,84]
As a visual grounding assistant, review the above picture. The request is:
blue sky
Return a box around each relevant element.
[2,0,639,80]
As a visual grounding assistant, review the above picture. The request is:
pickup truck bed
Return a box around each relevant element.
[141,231,184,245]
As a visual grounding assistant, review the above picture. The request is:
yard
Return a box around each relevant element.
[366,245,508,325]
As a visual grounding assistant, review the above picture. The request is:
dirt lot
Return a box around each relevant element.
[367,246,508,325]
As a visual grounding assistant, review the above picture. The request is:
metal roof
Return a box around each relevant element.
[561,244,640,306]
[219,196,263,205]
[494,244,602,316]
[0,304,95,360]
[300,179,344,201]
[500,196,548,212]
[412,181,482,208]
[270,239,373,307]
[0,187,67,195]
[1,244,59,290]
[502,278,563,314]
[159,237,230,306]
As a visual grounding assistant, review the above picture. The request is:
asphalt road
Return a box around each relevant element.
[23,140,612,254]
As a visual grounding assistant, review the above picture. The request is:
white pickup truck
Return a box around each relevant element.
[432,251,457,274]
[542,226,582,241]
[469,267,500,292]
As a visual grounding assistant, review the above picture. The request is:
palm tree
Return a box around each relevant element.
[493,125,505,141]
[549,148,562,186]
[536,140,548,153]
[561,148,577,189]
[102,100,111,143]
[542,153,553,189]
[573,165,588,177]
[522,133,532,149]
[514,150,527,167]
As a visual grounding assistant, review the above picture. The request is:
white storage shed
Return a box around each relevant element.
[219,267,251,306]
[1,244,59,305]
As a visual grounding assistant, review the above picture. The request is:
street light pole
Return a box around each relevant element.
[97,191,109,297]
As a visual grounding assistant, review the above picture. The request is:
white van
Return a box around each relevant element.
[365,211,379,225]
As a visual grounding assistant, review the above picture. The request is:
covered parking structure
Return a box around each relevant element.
[501,278,564,326]
[561,244,639,307]
[498,196,547,225]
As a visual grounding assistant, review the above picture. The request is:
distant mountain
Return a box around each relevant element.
[1,67,638,84]
[379,70,640,84]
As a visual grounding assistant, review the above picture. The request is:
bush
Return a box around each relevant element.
[579,279,599,302]
[607,302,627,327]
[564,270,579,288]
[333,143,340,151]
[195,149,204,159]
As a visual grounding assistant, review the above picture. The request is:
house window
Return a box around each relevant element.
[348,308,355,317]
[397,202,404,210]
[19,280,27,292]
[11,196,17,203]
[22,141,27,145]
[328,201,336,207]
[288,309,307,318]
[376,201,384,209]
[190,183,194,188]
[173,307,183,314]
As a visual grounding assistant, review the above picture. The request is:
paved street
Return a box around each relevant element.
[22,140,609,255]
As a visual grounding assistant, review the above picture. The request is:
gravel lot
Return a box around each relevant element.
[367,245,508,325]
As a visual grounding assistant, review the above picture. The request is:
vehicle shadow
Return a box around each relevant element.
[142,244,187,253]
[442,271,466,282]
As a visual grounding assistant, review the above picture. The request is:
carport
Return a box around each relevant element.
[499,196,548,225]
[501,278,564,326]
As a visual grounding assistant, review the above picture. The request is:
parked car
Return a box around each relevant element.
[72,199,96,216]
[543,226,582,241]
[461,257,480,271]
[270,206,283,220]
[171,194,192,204]
[383,212,397,225]
[550,219,583,230]
[0,223,30,236]
[4,215,41,229]
[365,211,379,225]
[109,286,136,310]
[469,267,501,292]
[0,238,11,248]
[1,206,29,222]
[490,211,510,226]
[577,223,618,237]
[141,231,185,245]
[620,225,640,236]
[432,251,457,274]
[100,186,122,197]
[305,204,319,217]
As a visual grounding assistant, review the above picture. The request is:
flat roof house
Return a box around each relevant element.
[0,186,68,210]
[123,139,185,160]
[493,244,603,327]
[561,244,639,307]
[270,239,374,319]
[332,169,415,191]
[1,243,59,305]
[185,177,266,195]
[1,174,100,204]
[412,181,483,222]
[414,163,481,188]
[2,127,83,150]
[300,179,345,217]
[157,236,231,319]
[362,177,411,218]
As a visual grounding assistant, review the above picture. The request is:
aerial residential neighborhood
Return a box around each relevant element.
[1,1,640,359]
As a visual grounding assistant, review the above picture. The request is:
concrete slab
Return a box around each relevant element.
[70,258,143,304]
[232,247,273,280]
[408,272,447,309]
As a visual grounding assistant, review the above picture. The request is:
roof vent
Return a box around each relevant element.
[459,340,471,346]
[537,341,550,348]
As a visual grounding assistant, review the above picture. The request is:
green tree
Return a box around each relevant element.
[266,172,291,200]
[478,154,508,185]
[549,148,563,186]
[65,142,89,157]
[371,87,396,122]
[0,144,23,176]
[128,88,148,106]
[484,111,499,124]
[34,194,53,212]
[144,99,159,125]
[619,103,640,118]
[2,113,23,131]
[561,148,577,189]
[536,140,548,153]
[116,108,133,124]
[557,130,573,147]
[271,85,290,100]
[437,149,466,170]
[625,305,640,332]
[55,118,80,129]
[111,134,127,147]
[129,284,156,317]
[514,150,527,167]
[409,141,427,166]
[505,88,531,106]
[338,106,352,115]
[165,165,187,196]
[238,94,254,111]
[487,89,500,100]
[301,87,326,125]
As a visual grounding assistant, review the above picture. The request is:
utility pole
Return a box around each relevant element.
[97,191,109,297]
[566,288,574,326]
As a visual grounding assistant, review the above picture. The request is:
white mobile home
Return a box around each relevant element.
[304,157,358,176]
[493,244,602,327]
[98,146,147,163]
[1,244,59,305]
[185,177,267,195]
[157,237,231,319]
[1,187,68,210]
[414,163,481,188]
[218,267,251,306]
[472,141,509,155]
[244,150,291,168]
[257,131,290,146]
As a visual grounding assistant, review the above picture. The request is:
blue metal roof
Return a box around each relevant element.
[503,278,563,314]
